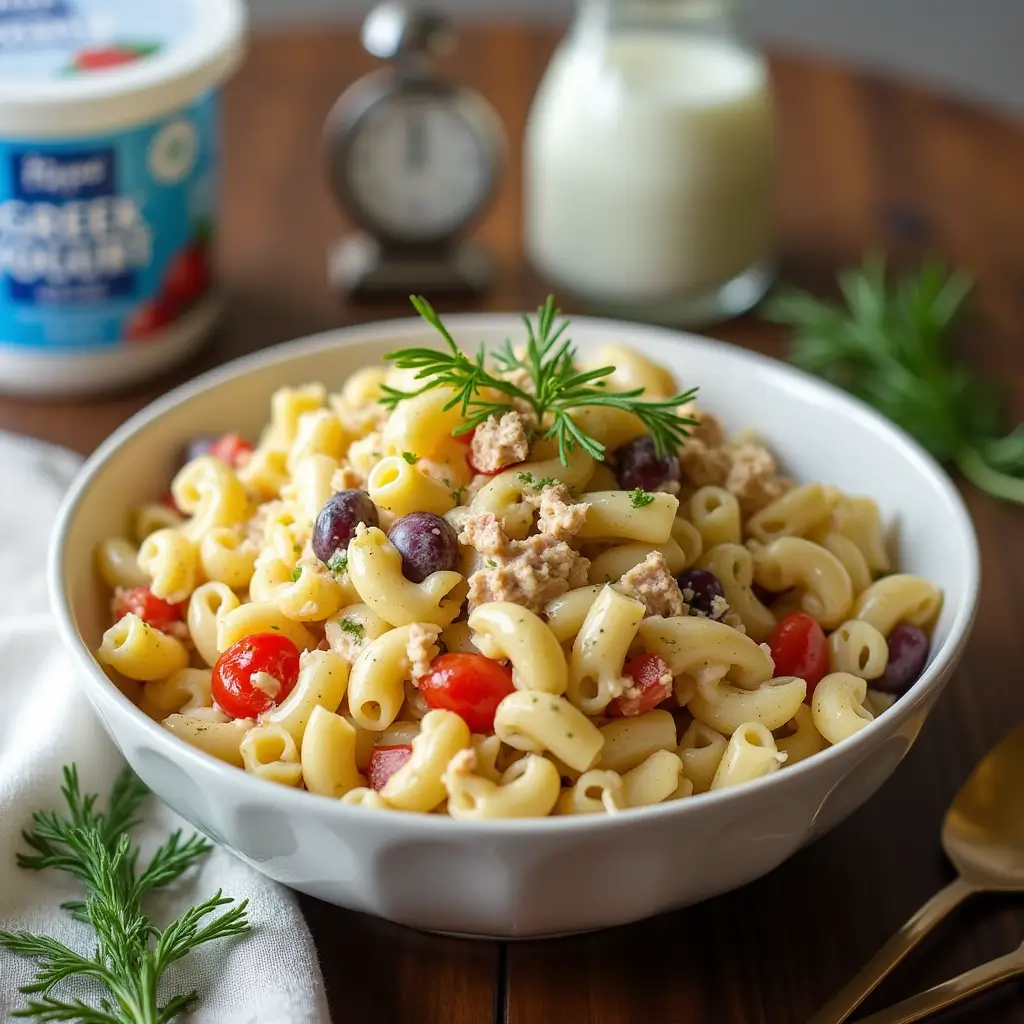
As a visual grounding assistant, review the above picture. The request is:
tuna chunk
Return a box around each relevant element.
[470,411,531,474]
[621,551,688,619]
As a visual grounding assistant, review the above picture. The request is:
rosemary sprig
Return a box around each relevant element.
[765,256,1024,504]
[0,765,249,1023]
[381,296,699,464]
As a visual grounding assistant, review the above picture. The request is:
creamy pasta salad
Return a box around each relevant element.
[95,299,943,819]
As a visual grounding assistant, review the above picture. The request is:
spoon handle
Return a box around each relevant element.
[809,875,977,1024]
[855,944,1024,1024]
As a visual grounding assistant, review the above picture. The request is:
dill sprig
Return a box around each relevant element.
[0,765,249,1024]
[380,295,699,464]
[765,256,1024,505]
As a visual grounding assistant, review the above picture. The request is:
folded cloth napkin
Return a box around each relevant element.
[0,431,331,1024]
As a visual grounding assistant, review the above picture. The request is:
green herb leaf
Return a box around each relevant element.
[401,451,418,465]
[326,551,348,575]
[381,296,699,465]
[765,256,1024,504]
[515,471,556,490]
[336,617,364,640]
[628,488,655,508]
[0,765,249,1024]
[290,566,303,582]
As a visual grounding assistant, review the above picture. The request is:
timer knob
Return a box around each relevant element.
[361,3,455,64]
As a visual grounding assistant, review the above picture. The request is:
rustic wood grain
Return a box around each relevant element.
[4,26,1023,1024]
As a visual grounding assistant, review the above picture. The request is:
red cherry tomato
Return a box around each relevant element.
[417,652,516,733]
[768,611,829,698]
[160,491,179,511]
[114,587,185,632]
[451,428,475,446]
[207,433,253,468]
[367,745,413,791]
[164,245,211,309]
[211,633,301,719]
[74,46,145,71]
[607,653,673,717]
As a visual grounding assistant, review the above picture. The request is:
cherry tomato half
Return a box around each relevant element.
[417,652,516,733]
[367,745,413,791]
[207,433,253,468]
[451,427,475,446]
[113,587,185,633]
[768,611,828,698]
[211,633,301,719]
[607,653,673,717]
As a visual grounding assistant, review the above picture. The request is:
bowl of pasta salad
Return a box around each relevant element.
[49,300,979,936]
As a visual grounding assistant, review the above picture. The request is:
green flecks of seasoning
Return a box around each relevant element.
[327,551,348,574]
[290,566,303,582]
[270,624,280,631]
[293,542,303,554]
[337,617,364,640]
[486,559,498,569]
[516,471,556,490]
[402,451,418,465]
[628,487,655,508]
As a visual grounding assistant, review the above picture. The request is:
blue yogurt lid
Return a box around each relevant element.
[0,0,246,137]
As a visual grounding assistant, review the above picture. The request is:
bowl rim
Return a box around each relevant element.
[49,311,981,834]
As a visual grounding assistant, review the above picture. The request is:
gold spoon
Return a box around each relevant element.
[810,723,1024,1024]
[856,942,1024,1024]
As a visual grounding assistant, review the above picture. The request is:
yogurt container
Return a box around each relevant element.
[0,0,246,396]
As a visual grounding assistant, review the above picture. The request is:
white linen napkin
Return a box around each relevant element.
[0,432,331,1024]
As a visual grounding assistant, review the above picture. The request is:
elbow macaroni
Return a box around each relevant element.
[91,338,943,817]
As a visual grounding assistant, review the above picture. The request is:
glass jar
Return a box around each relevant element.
[524,0,776,326]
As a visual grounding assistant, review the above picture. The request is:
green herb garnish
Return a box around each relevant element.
[290,566,303,582]
[381,296,699,465]
[0,765,248,1023]
[765,256,1024,504]
[628,488,655,508]
[516,471,556,489]
[401,451,418,465]
[326,551,348,575]
[336,617,364,640]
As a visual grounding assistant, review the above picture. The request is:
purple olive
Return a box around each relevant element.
[388,512,460,583]
[876,623,930,695]
[613,435,680,492]
[677,568,725,616]
[180,435,217,466]
[313,490,379,565]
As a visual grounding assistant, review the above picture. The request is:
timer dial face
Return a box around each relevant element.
[342,91,494,244]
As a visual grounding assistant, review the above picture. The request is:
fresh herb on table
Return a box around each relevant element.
[765,257,1024,504]
[0,765,249,1024]
[380,295,699,465]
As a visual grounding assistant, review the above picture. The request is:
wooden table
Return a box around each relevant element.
[5,26,1024,1024]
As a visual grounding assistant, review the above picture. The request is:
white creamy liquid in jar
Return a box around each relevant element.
[525,32,775,308]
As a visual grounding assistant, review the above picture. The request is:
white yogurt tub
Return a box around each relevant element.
[0,0,246,396]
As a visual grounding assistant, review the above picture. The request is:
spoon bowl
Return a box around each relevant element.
[812,722,1024,1023]
[943,723,1024,889]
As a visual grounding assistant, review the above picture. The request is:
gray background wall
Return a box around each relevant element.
[249,0,1024,116]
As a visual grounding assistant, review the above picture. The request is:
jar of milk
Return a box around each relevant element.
[524,0,775,325]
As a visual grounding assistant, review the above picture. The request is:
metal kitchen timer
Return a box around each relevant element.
[324,3,505,299]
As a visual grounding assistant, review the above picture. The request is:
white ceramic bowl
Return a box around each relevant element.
[50,315,979,938]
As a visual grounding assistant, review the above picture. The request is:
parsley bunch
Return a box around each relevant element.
[0,765,249,1023]
[381,296,699,465]
[766,257,1024,504]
